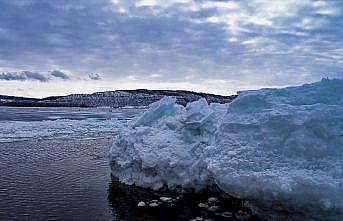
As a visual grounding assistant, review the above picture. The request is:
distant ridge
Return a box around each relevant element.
[0,89,237,107]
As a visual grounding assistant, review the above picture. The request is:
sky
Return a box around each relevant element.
[0,0,342,98]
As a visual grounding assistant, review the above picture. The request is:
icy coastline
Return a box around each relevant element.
[109,78,343,219]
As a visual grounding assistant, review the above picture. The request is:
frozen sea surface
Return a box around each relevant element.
[0,107,140,142]
[110,78,343,220]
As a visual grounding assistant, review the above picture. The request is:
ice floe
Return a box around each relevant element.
[110,78,343,218]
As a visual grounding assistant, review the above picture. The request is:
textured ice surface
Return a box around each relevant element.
[110,79,343,217]
[0,119,120,142]
[0,106,143,142]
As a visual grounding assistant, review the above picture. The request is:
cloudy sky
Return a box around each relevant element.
[0,0,342,98]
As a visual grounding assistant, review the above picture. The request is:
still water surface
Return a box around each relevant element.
[0,107,138,220]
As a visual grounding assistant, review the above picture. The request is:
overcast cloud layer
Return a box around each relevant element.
[0,0,342,97]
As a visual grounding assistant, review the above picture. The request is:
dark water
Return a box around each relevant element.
[0,137,114,220]
[0,107,260,221]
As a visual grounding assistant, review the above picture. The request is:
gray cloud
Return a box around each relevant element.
[0,71,48,82]
[50,70,70,80]
[88,73,102,80]
[0,0,342,96]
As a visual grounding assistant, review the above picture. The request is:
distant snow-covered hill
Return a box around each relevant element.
[0,89,236,107]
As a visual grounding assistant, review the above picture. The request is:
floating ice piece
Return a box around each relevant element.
[160,197,172,203]
[207,206,220,212]
[110,78,343,219]
[220,211,233,218]
[137,201,145,207]
[149,202,159,207]
[198,203,209,208]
